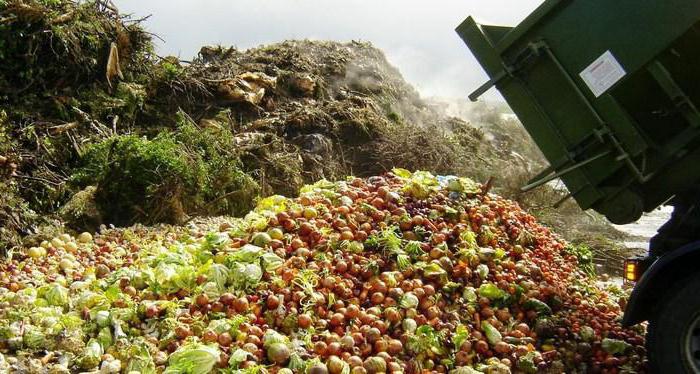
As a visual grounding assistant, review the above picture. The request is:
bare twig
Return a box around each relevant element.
[66,131,82,155]
[123,14,152,24]
[0,15,18,24]
[72,106,113,137]
[111,115,119,134]
[14,174,63,186]
[482,177,496,195]
[51,10,75,25]
[48,122,79,135]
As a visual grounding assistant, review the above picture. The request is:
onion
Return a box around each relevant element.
[58,259,73,271]
[298,314,312,328]
[78,232,93,243]
[363,356,386,374]
[251,232,272,247]
[218,332,233,347]
[195,294,209,307]
[267,342,291,364]
[314,341,328,356]
[327,355,345,374]
[309,362,329,374]
[27,247,45,259]
[340,335,355,350]
[233,297,249,312]
[50,238,65,249]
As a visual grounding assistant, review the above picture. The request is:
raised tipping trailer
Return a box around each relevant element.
[457,0,700,225]
[457,1,700,371]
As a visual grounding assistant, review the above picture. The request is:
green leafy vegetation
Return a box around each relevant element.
[73,113,259,225]
[565,243,596,276]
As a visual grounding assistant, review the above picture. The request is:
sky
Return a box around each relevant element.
[114,0,544,100]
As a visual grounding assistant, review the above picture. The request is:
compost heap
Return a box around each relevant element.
[0,170,647,373]
[1,0,506,252]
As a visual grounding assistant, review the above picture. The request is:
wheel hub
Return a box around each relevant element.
[684,313,700,372]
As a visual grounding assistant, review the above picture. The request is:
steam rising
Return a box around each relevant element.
[114,0,543,101]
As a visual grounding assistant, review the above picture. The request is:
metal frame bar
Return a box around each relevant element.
[469,70,508,101]
[647,61,700,128]
[647,60,700,158]
[521,150,612,191]
[534,41,653,183]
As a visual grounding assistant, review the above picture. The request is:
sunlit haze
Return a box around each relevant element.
[114,0,544,100]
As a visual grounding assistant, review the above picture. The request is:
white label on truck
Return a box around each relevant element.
[579,50,626,97]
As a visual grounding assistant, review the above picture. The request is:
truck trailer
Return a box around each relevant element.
[458,1,700,372]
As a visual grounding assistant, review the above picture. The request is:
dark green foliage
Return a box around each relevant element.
[74,133,190,225]
[565,244,596,277]
[0,183,38,253]
[0,111,13,155]
[0,111,40,251]
[171,112,260,217]
[0,0,153,119]
[73,113,258,226]
[79,82,148,126]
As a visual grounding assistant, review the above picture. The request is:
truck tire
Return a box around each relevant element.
[647,273,700,373]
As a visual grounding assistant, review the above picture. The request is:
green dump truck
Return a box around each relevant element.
[457,0,700,372]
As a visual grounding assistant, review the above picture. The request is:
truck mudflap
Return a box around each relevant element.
[623,240,700,327]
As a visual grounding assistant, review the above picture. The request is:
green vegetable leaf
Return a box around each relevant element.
[404,241,425,259]
[396,254,412,271]
[516,352,538,374]
[477,283,507,302]
[104,284,122,302]
[462,287,477,303]
[407,325,445,356]
[288,352,306,371]
[201,232,230,252]
[255,195,288,214]
[449,367,484,374]
[391,168,413,179]
[261,252,284,273]
[229,348,252,369]
[231,263,263,290]
[262,329,290,348]
[164,342,221,374]
[77,339,103,369]
[481,321,502,345]
[579,326,595,342]
[476,264,489,279]
[453,325,470,350]
[207,263,230,289]
[399,293,419,309]
[97,326,113,350]
[422,262,448,284]
[460,230,478,250]
[602,338,632,355]
[39,284,69,307]
[522,298,553,316]
[22,326,45,350]
[125,340,157,374]
[229,244,263,263]
[401,171,439,199]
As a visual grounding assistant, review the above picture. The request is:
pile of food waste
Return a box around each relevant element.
[0,170,646,373]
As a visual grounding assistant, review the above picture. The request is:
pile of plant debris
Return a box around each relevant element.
[1,0,536,252]
[0,0,155,249]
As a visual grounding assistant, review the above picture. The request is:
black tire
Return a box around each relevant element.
[647,273,700,373]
